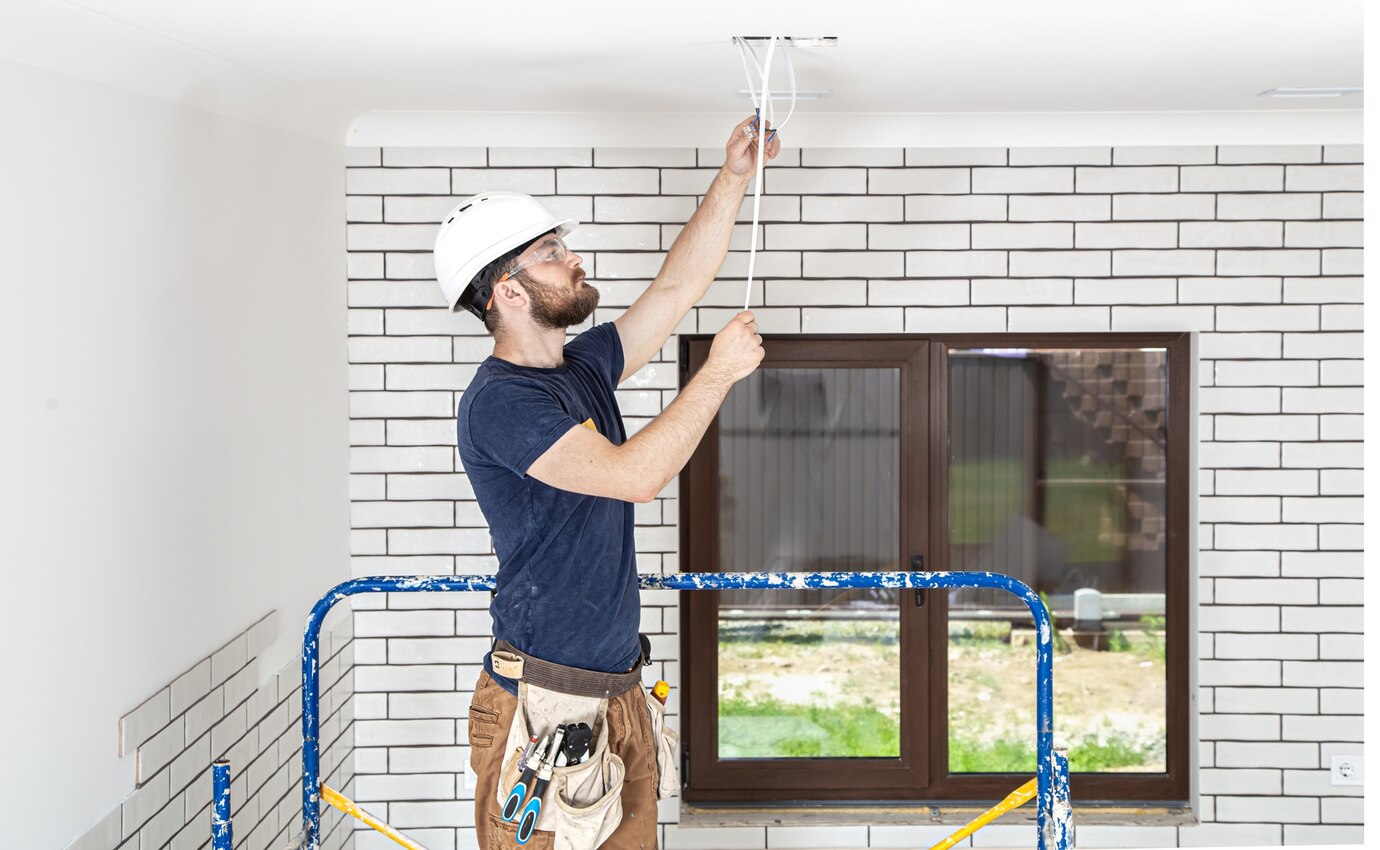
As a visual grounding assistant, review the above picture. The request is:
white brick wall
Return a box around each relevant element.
[345,144,1363,848]
[69,615,356,850]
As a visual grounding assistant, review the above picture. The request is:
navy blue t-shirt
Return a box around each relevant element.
[456,322,640,696]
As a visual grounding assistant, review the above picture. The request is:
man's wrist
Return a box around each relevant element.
[693,358,735,395]
[718,164,753,191]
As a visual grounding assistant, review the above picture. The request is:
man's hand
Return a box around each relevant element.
[529,310,766,503]
[705,310,765,384]
[723,114,782,178]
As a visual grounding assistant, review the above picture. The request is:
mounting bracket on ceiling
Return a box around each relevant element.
[733,36,838,48]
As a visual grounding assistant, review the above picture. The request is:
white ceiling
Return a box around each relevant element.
[4,0,1364,146]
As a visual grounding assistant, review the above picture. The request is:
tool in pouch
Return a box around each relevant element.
[563,723,594,765]
[492,641,681,850]
[502,732,552,823]
[517,734,541,771]
[515,726,567,843]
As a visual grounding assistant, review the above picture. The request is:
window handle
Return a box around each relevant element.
[911,553,925,607]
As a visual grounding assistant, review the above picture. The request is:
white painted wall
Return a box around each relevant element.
[0,58,350,849]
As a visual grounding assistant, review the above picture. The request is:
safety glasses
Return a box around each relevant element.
[486,235,573,313]
[499,236,570,283]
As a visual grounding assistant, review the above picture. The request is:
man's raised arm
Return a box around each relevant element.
[612,115,780,383]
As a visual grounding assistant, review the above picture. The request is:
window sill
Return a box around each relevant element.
[677,801,1198,829]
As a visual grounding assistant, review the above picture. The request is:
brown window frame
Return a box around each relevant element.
[678,332,1191,806]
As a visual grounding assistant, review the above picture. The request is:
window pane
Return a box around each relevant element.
[947,348,1168,774]
[716,368,902,759]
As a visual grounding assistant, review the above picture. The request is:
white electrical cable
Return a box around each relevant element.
[778,39,797,130]
[743,36,774,311]
[735,37,763,114]
[735,37,798,137]
[734,36,798,312]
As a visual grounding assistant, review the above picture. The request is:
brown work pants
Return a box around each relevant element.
[467,669,661,850]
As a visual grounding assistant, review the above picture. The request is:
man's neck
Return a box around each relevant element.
[492,322,569,369]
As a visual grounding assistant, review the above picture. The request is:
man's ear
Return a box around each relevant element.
[491,275,527,312]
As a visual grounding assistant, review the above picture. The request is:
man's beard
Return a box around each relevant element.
[526,274,600,329]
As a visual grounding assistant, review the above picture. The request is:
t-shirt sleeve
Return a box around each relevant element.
[565,321,625,388]
[462,379,581,477]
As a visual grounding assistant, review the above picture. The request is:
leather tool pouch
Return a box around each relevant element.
[496,681,625,850]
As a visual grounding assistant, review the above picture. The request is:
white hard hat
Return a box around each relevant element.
[433,192,579,320]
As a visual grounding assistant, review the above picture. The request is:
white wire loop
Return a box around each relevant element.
[733,36,798,311]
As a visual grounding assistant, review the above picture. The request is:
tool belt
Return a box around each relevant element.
[492,639,645,699]
[488,636,680,849]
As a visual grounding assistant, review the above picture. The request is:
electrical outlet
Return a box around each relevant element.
[463,750,480,792]
[1331,754,1364,786]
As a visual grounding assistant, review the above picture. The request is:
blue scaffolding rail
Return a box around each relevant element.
[238,570,1072,850]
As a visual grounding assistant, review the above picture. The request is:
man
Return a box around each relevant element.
[432,115,780,849]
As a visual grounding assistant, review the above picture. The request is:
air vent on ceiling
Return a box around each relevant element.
[737,90,832,100]
[1260,87,1362,98]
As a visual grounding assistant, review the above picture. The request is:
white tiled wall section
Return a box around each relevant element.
[345,144,1363,849]
[70,615,356,850]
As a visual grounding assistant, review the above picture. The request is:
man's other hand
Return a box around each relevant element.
[724,114,782,177]
[706,310,765,384]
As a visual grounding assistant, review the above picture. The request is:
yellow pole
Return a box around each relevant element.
[320,784,428,850]
[928,778,1038,850]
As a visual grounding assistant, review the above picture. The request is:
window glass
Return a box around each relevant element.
[947,348,1169,774]
[716,368,903,758]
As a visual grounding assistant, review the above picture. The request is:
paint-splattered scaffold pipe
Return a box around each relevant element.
[299,571,1071,850]
[211,759,232,850]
